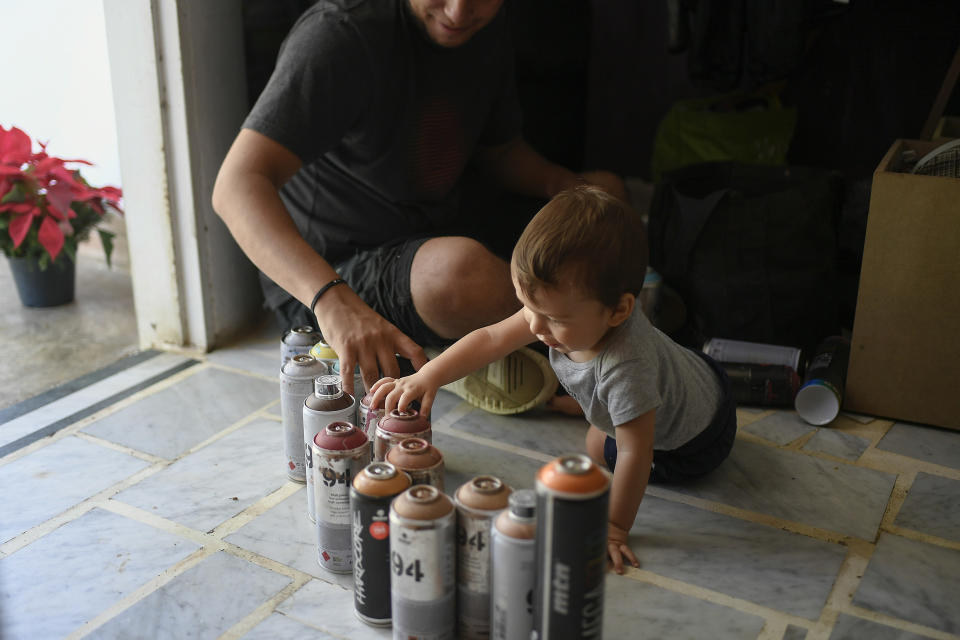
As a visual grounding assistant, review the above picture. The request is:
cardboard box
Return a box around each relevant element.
[933,116,960,140]
[845,139,960,430]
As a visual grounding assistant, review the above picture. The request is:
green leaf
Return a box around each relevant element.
[1,182,27,204]
[98,228,116,269]
[63,241,76,263]
[38,251,50,271]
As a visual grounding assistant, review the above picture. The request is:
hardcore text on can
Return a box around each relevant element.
[491,489,537,640]
[351,462,412,627]
[303,374,357,522]
[385,437,445,491]
[281,325,322,368]
[280,354,329,482]
[374,408,431,461]
[455,475,512,640]
[533,454,610,640]
[313,421,370,573]
[390,484,456,640]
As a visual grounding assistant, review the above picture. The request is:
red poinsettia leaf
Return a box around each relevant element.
[9,209,36,248]
[46,180,74,220]
[0,202,35,214]
[0,165,26,176]
[38,215,64,261]
[0,126,32,165]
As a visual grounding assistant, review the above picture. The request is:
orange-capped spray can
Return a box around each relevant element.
[350,462,411,627]
[533,454,610,640]
[455,475,512,640]
[374,408,431,461]
[385,436,445,491]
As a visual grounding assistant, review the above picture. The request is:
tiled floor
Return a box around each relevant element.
[2,324,959,640]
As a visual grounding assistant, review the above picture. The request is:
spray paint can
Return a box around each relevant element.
[533,454,610,640]
[721,363,801,407]
[309,339,340,371]
[491,489,537,640]
[702,337,802,373]
[351,462,412,627]
[795,336,851,426]
[455,475,512,640]
[390,484,456,640]
[359,391,383,439]
[281,325,322,368]
[280,354,330,482]
[311,421,370,573]
[374,408,432,461]
[332,360,365,397]
[385,437,445,491]
[303,374,357,522]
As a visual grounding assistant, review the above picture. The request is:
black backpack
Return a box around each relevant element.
[648,162,843,355]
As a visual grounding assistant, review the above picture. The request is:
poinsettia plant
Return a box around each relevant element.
[0,125,123,270]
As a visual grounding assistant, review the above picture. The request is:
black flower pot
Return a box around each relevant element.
[7,255,76,307]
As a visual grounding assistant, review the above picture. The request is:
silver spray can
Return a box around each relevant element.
[312,421,370,573]
[303,374,357,522]
[359,391,383,439]
[281,325,322,368]
[491,490,537,640]
[280,354,329,482]
[390,484,456,640]
[455,475,512,640]
[332,360,365,397]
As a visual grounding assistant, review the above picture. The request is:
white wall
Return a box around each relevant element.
[0,0,121,191]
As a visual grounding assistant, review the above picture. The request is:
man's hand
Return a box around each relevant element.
[607,521,640,575]
[314,285,428,398]
[369,370,441,418]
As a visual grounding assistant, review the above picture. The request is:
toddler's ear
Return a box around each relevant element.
[608,293,635,327]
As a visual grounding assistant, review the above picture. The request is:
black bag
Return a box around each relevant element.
[648,162,843,354]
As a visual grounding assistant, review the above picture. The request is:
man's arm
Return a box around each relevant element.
[474,137,629,202]
[607,409,656,574]
[211,129,427,394]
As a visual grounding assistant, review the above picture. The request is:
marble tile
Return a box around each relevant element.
[113,419,287,533]
[894,473,960,542]
[877,422,960,471]
[87,551,292,639]
[784,625,809,640]
[603,573,767,640]
[277,579,392,639]
[0,508,199,639]
[0,436,150,544]
[741,410,817,445]
[446,406,588,459]
[667,439,897,540]
[841,412,876,424]
[632,496,848,619]
[828,614,931,640]
[432,430,543,496]
[207,347,279,380]
[82,367,278,459]
[0,352,193,449]
[802,428,871,461]
[853,533,960,634]
[430,388,463,423]
[225,486,353,589]
[241,613,340,640]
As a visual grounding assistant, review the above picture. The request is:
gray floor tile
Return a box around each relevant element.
[430,388,463,423]
[277,579,392,639]
[207,348,278,380]
[667,439,897,540]
[0,508,199,639]
[784,625,809,640]
[241,613,340,640]
[604,574,767,640]
[225,486,353,590]
[894,473,960,542]
[446,405,588,459]
[877,422,960,471]
[853,534,960,634]
[632,496,847,619]
[828,614,932,640]
[113,419,287,532]
[802,429,871,461]
[742,410,817,445]
[0,436,150,544]
[433,430,543,496]
[82,367,277,459]
[87,551,291,639]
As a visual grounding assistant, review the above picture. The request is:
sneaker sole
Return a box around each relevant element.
[439,346,558,415]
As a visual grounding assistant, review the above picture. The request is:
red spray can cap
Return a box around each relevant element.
[377,408,430,435]
[313,421,368,451]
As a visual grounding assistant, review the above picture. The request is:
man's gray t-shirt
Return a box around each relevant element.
[550,307,724,450]
[243,0,521,307]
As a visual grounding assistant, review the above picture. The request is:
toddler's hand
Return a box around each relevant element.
[369,372,438,417]
[606,522,639,574]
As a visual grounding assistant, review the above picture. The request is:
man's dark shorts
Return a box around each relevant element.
[273,236,449,348]
[602,350,738,484]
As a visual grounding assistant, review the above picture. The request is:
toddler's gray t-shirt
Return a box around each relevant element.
[549,307,723,450]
